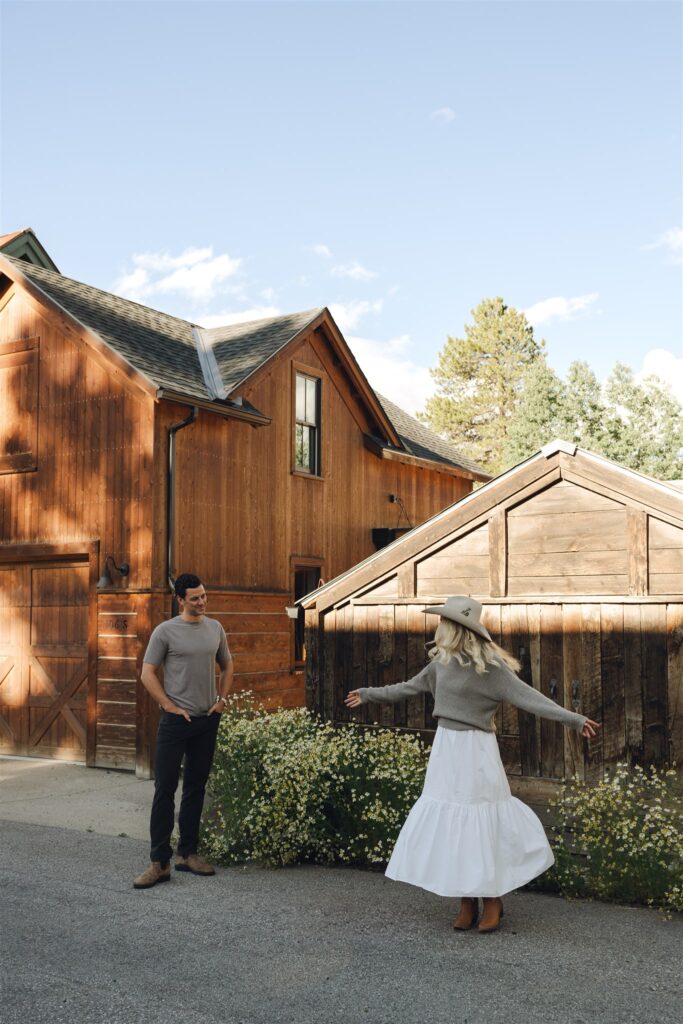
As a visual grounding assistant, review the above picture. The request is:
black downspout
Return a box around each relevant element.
[167,407,199,614]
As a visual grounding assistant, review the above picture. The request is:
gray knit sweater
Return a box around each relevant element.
[357,657,587,734]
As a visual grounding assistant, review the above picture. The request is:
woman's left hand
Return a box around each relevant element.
[344,690,362,709]
[582,718,601,738]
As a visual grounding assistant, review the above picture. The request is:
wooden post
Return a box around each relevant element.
[304,608,320,712]
[627,509,648,596]
[641,604,668,766]
[565,602,585,778]
[623,604,643,765]
[488,511,507,598]
[667,604,683,766]
[397,562,416,599]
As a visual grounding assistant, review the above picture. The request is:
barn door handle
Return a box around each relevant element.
[571,679,580,711]
[549,677,558,701]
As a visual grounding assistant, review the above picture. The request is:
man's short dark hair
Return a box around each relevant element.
[174,573,203,599]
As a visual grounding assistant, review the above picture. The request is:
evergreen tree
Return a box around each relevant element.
[562,361,608,451]
[602,363,683,479]
[420,298,544,474]
[504,358,567,465]
[504,359,683,479]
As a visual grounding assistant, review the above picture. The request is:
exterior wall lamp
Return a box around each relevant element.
[97,554,130,589]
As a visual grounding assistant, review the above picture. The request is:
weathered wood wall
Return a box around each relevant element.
[305,466,683,792]
[309,599,683,782]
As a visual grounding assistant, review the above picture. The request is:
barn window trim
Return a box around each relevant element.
[292,364,323,478]
[291,557,323,665]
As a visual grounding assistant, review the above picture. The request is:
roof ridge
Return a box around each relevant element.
[202,306,325,337]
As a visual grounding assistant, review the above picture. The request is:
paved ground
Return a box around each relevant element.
[1,758,681,1024]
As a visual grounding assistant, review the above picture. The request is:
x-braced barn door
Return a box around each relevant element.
[0,561,89,761]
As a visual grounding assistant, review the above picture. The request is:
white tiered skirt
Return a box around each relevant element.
[385,726,554,897]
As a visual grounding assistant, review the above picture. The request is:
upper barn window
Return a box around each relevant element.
[0,337,39,474]
[294,371,321,475]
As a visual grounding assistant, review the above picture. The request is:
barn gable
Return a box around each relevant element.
[304,443,683,611]
[302,443,683,786]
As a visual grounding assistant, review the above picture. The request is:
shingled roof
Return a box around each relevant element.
[375,393,488,477]
[2,254,486,478]
[204,310,324,392]
[4,255,207,399]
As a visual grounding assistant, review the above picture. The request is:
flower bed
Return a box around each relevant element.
[201,694,428,868]
[533,763,683,914]
[202,697,683,915]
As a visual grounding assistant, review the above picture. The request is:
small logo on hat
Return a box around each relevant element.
[462,607,471,616]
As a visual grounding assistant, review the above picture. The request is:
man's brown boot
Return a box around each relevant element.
[453,897,479,930]
[478,897,504,932]
[133,861,171,889]
[175,853,215,876]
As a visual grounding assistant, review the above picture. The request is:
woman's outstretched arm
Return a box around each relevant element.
[344,662,436,710]
[490,662,600,737]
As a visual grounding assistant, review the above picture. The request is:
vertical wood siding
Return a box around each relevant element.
[0,289,154,768]
[0,289,154,584]
[165,330,470,593]
[311,600,683,781]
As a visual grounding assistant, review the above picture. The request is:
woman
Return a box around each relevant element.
[344,596,600,933]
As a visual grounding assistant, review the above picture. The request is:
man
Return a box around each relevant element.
[133,573,233,889]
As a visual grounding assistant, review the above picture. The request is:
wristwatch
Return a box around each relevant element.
[216,695,228,707]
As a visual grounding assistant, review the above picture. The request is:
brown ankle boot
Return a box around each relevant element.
[453,897,479,930]
[133,861,171,889]
[477,897,504,932]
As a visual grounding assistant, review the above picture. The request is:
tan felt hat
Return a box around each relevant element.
[423,595,492,642]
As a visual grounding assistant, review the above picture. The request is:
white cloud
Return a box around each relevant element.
[636,348,683,404]
[329,299,383,331]
[347,333,433,415]
[197,306,282,329]
[523,293,599,326]
[132,246,213,272]
[331,261,377,282]
[113,246,242,303]
[312,244,333,258]
[643,227,683,263]
[430,107,456,123]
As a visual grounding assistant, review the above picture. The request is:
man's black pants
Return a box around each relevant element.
[150,711,220,864]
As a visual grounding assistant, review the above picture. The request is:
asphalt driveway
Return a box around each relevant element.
[1,759,681,1024]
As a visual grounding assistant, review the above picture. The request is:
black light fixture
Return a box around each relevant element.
[97,554,130,589]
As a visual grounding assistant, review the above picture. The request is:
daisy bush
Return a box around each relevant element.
[542,763,683,914]
[201,693,428,868]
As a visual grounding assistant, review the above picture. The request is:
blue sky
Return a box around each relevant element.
[2,0,681,414]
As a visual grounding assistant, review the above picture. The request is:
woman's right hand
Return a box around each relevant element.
[582,718,600,739]
[344,690,362,709]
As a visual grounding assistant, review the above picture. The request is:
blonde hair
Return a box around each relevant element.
[428,618,520,674]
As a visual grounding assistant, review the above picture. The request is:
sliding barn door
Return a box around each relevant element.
[0,561,89,761]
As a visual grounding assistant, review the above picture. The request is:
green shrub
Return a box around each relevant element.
[539,762,683,914]
[201,693,428,868]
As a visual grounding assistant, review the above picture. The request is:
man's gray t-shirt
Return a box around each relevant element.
[143,616,231,716]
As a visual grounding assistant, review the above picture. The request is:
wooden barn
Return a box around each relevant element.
[302,441,683,801]
[0,233,486,775]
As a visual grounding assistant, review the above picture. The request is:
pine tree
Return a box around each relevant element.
[420,298,544,474]
[504,358,567,465]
